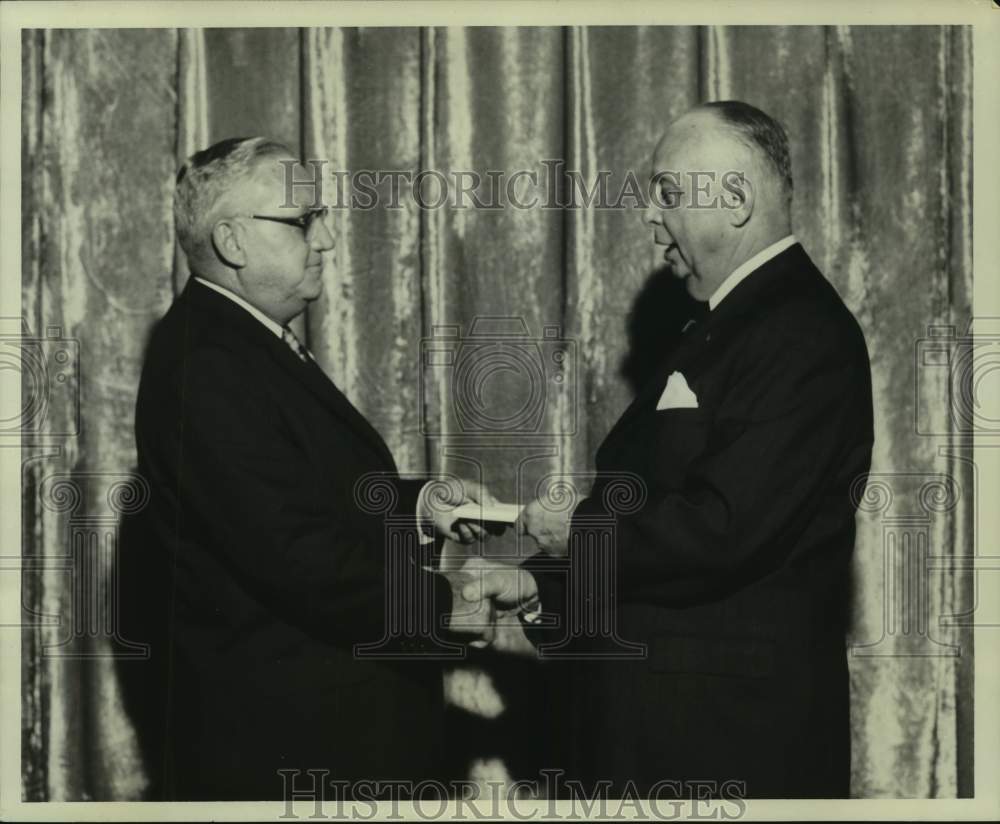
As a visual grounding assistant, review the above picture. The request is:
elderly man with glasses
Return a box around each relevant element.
[127,136,528,800]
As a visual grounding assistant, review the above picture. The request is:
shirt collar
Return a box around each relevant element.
[192,276,285,339]
[707,234,798,311]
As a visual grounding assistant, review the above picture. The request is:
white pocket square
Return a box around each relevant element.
[656,371,699,410]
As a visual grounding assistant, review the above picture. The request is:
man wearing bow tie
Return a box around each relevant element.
[518,102,874,797]
[127,137,510,800]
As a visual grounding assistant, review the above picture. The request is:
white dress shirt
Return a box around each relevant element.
[193,276,286,338]
[708,235,798,311]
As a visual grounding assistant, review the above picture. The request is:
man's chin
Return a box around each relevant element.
[682,276,706,301]
[302,271,324,300]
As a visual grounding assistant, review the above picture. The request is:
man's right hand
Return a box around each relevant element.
[443,558,539,647]
[516,498,573,557]
[419,477,499,544]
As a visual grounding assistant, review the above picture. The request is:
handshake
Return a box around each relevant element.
[416,477,574,648]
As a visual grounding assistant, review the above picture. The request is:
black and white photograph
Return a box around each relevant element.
[1,0,997,820]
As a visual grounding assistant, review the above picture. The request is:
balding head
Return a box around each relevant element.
[657,103,792,218]
[699,100,792,208]
[643,102,794,301]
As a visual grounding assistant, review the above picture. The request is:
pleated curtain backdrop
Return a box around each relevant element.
[20,26,973,800]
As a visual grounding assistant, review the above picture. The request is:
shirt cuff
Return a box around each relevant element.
[520,602,543,624]
[415,481,435,544]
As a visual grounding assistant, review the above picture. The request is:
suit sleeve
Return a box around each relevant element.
[572,315,873,607]
[173,344,453,645]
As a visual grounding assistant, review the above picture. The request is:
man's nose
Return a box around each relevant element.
[643,202,661,226]
[310,219,335,252]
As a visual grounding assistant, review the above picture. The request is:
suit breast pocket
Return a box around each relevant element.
[649,408,710,488]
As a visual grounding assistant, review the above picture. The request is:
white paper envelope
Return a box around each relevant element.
[450,502,523,523]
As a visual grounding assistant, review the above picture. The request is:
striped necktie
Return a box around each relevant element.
[281,325,311,363]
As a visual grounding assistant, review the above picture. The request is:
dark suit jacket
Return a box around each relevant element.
[530,243,873,798]
[125,279,454,800]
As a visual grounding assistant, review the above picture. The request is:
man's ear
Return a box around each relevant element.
[210,218,248,269]
[720,170,753,227]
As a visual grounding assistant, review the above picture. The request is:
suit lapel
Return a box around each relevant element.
[183,281,397,469]
[598,243,812,457]
[600,316,712,455]
[273,339,398,469]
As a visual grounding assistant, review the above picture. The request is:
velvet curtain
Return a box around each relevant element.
[20,25,973,800]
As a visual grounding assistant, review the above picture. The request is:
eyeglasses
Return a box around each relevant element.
[251,206,329,233]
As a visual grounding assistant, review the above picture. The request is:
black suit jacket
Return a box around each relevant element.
[126,279,454,800]
[530,244,873,798]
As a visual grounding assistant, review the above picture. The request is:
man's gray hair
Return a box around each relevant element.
[174,136,291,264]
[701,101,793,200]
